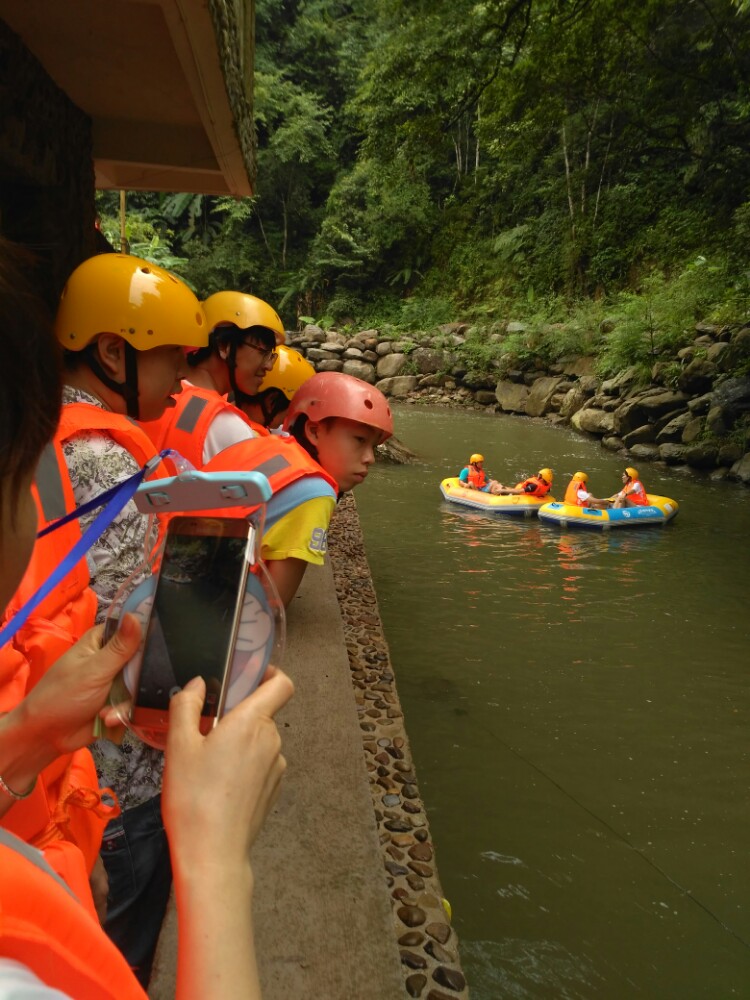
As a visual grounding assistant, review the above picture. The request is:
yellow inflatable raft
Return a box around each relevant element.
[538,494,679,530]
[439,477,554,517]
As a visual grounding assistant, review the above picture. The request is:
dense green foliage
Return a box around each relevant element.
[98,0,750,355]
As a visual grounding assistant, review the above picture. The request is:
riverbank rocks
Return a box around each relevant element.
[525,375,565,417]
[286,323,750,484]
[495,380,529,412]
[571,407,615,436]
[613,391,689,437]
[328,497,468,999]
[343,359,376,383]
[377,353,407,378]
[377,375,420,397]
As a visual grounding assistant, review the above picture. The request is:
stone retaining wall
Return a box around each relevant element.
[287,322,750,485]
[329,496,469,1000]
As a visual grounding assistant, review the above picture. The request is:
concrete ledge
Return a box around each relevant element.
[150,499,467,999]
[251,557,404,997]
[150,553,403,998]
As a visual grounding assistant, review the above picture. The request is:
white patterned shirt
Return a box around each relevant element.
[61,386,164,811]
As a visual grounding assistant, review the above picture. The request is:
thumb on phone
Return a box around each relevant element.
[166,676,207,748]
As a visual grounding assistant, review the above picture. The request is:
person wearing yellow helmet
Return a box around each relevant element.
[57,253,207,422]
[612,467,649,508]
[52,254,214,982]
[564,470,612,508]
[0,239,293,1000]
[458,454,502,492]
[192,291,283,400]
[141,290,286,469]
[234,344,315,429]
[491,467,554,498]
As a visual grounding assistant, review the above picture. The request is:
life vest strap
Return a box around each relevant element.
[0,451,170,651]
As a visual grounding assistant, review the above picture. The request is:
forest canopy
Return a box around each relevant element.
[98,0,750,336]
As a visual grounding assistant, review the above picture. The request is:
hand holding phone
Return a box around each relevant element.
[110,515,284,748]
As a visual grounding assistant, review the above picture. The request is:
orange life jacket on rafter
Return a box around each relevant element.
[622,478,649,506]
[0,831,147,1000]
[466,464,487,489]
[564,478,588,506]
[140,383,268,471]
[515,475,551,498]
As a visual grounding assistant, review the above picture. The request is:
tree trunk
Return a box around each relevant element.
[281,195,289,269]
[561,119,576,240]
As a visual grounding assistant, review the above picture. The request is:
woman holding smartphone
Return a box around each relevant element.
[0,240,293,999]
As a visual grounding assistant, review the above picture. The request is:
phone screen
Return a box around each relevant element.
[136,520,249,719]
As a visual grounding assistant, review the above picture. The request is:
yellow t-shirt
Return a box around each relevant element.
[261,496,336,565]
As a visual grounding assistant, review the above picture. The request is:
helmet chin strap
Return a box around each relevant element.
[83,341,141,419]
[225,340,240,399]
[252,389,284,426]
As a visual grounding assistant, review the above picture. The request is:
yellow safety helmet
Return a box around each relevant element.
[538,468,553,483]
[624,466,638,479]
[202,291,284,339]
[55,254,207,351]
[573,471,588,482]
[470,453,485,464]
[258,345,315,401]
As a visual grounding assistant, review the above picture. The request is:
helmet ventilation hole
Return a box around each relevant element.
[364,399,373,409]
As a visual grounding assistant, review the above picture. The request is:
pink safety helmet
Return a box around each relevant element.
[283,372,394,444]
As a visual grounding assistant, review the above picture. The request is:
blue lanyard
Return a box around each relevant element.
[0,453,167,650]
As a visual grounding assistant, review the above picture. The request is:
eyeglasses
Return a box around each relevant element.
[240,340,278,366]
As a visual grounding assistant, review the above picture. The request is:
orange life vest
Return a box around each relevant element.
[0,403,170,913]
[564,478,588,506]
[0,832,147,999]
[622,478,649,506]
[466,465,487,489]
[515,475,550,498]
[0,438,111,917]
[140,383,268,471]
[57,403,173,477]
[199,434,338,522]
[1,441,97,698]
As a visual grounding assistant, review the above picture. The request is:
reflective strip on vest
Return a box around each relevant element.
[35,444,67,523]
[175,394,209,434]
[0,829,75,899]
[253,454,292,480]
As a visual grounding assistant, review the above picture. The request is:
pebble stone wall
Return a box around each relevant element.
[328,495,469,1000]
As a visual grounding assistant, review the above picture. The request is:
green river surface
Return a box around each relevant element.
[355,404,750,1000]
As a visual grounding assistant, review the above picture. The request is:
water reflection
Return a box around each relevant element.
[461,938,606,1000]
[437,501,668,623]
[357,406,750,999]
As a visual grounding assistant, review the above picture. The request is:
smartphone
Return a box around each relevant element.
[130,516,254,737]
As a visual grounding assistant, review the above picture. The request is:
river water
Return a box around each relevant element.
[355,404,750,1000]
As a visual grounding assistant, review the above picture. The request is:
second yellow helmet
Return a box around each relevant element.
[202,291,284,338]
